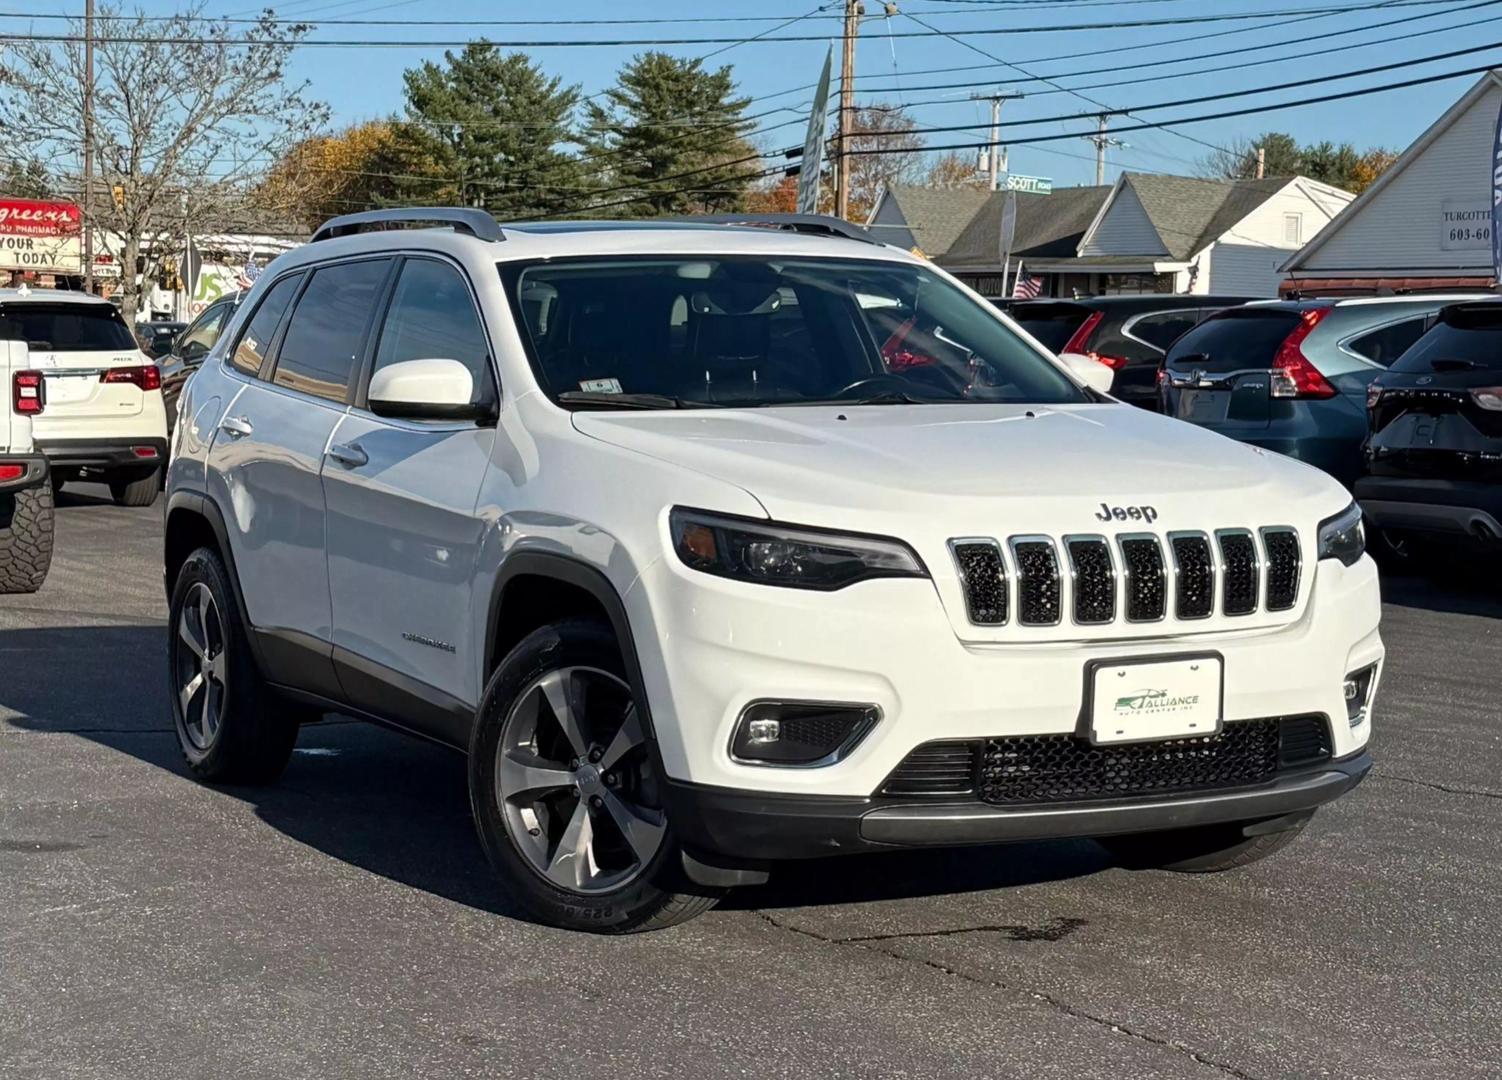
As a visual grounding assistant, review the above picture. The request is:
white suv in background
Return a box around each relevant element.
[164,210,1381,933]
[0,288,169,506]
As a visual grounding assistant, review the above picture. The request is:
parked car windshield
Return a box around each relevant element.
[1008,301,1093,353]
[1165,307,1305,373]
[503,256,1088,408]
[0,302,139,352]
[1391,304,1502,372]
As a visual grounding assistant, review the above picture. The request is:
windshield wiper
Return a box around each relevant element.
[1428,357,1478,371]
[556,391,718,410]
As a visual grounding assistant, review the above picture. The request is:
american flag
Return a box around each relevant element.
[234,255,262,291]
[1012,263,1042,300]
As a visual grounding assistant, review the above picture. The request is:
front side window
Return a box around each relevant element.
[371,259,493,405]
[177,302,231,359]
[0,302,137,352]
[273,259,392,402]
[230,274,301,376]
[502,257,1087,408]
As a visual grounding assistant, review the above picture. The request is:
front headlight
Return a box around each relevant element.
[669,508,927,590]
[1317,502,1365,566]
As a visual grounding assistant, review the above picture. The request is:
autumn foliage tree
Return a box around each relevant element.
[258,121,433,231]
[841,104,925,222]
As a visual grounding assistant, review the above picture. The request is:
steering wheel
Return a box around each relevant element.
[833,373,920,398]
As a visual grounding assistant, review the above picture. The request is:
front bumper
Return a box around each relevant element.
[0,452,48,494]
[666,751,1371,862]
[36,437,168,472]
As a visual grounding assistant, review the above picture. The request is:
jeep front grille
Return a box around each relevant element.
[950,527,1300,628]
[880,715,1333,804]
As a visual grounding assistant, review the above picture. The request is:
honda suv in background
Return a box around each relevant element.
[1008,295,1253,410]
[164,209,1379,934]
[0,288,169,505]
[1161,295,1484,486]
[1360,299,1502,555]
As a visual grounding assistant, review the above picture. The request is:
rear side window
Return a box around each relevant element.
[371,259,493,404]
[1010,303,1092,352]
[0,302,137,352]
[1345,316,1428,368]
[230,275,301,376]
[1392,304,1502,372]
[274,259,392,403]
[1165,308,1304,373]
[1126,309,1199,353]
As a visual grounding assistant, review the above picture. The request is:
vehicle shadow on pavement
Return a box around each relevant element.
[2,623,1109,920]
[1378,571,1502,619]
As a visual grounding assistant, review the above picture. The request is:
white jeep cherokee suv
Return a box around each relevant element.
[0,287,169,506]
[163,210,1380,933]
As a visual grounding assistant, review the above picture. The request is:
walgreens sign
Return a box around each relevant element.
[0,199,82,272]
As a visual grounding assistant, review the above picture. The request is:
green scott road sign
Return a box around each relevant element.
[1002,174,1053,195]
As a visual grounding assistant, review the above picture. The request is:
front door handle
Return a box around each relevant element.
[219,415,253,438]
[327,441,369,468]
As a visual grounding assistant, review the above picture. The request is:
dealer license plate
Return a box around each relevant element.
[1090,656,1222,745]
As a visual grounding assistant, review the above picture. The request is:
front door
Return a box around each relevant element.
[322,256,498,744]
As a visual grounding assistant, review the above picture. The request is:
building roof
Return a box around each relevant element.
[940,185,1112,267]
[876,184,993,257]
[1094,174,1295,261]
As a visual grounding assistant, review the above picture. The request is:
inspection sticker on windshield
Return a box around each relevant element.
[1089,656,1222,744]
[578,378,622,394]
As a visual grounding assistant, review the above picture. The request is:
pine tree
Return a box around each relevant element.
[583,52,756,217]
[400,43,586,219]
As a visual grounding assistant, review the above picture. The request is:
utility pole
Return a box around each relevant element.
[1085,114,1125,186]
[1255,146,1266,179]
[83,0,95,293]
[834,0,862,221]
[969,91,1023,191]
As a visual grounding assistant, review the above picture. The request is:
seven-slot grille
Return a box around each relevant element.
[951,528,1300,627]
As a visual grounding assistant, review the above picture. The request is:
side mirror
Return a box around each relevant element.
[1059,351,1115,396]
[368,358,490,421]
[178,339,209,363]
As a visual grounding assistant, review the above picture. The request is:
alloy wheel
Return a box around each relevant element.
[174,582,227,751]
[496,666,666,895]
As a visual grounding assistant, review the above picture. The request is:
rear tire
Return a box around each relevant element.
[0,484,55,594]
[168,546,300,784]
[110,467,160,507]
[1099,813,1311,873]
[469,617,721,933]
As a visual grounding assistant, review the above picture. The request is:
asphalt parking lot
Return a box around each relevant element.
[2,488,1500,1080]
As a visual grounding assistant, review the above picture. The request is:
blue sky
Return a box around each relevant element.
[13,0,1502,187]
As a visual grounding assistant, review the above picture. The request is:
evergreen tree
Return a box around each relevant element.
[583,52,756,217]
[400,44,585,219]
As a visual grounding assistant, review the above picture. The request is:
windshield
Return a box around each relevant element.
[501,256,1088,408]
[0,302,138,352]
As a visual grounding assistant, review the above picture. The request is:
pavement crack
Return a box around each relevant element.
[1373,770,1502,801]
[751,910,1262,1080]
[839,916,1088,945]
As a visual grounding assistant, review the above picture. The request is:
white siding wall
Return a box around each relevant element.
[1208,243,1290,295]
[1219,182,1351,252]
[1080,184,1167,256]
[1302,81,1500,272]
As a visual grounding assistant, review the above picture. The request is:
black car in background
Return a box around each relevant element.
[137,320,187,360]
[1360,299,1502,554]
[160,294,240,432]
[1006,294,1255,409]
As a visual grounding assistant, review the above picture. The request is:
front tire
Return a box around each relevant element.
[110,467,160,507]
[169,547,300,784]
[0,484,54,594]
[469,617,721,933]
[1099,813,1311,873]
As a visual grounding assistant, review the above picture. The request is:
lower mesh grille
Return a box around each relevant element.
[1263,528,1301,611]
[882,741,977,795]
[882,717,1332,805]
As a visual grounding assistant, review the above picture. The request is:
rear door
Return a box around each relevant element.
[1163,307,1305,433]
[323,256,498,733]
[204,258,393,696]
[0,300,149,432]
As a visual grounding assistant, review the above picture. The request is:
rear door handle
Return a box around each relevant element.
[219,415,253,438]
[327,441,369,468]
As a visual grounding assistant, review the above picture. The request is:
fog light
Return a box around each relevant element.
[730,701,879,766]
[1344,664,1377,727]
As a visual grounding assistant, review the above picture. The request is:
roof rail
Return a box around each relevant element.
[665,213,878,245]
[310,207,505,244]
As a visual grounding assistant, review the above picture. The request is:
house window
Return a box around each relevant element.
[1283,213,1303,245]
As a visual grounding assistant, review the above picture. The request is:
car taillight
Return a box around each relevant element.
[12,369,44,415]
[1061,310,1104,356]
[102,364,162,391]
[0,463,23,482]
[1270,308,1336,399]
[1471,386,1502,411]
